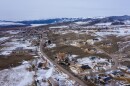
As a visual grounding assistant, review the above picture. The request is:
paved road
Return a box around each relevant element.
[39,39,95,86]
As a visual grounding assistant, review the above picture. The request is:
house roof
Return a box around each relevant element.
[81,65,91,69]
[103,77,112,82]
[15,47,24,50]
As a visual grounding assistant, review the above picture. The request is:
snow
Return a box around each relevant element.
[36,64,75,86]
[0,64,34,86]
[124,20,130,25]
[77,57,106,65]
[31,24,48,27]
[77,56,111,69]
[75,21,90,25]
[0,37,9,42]
[22,61,29,64]
[49,26,68,29]
[86,39,94,45]
[70,42,80,47]
[47,44,56,48]
[6,30,20,35]
[95,28,130,36]
[45,67,53,79]
[0,21,25,26]
[0,38,36,55]
[95,22,112,26]
[71,55,78,58]
[52,72,75,86]
[37,49,76,85]
[68,55,78,61]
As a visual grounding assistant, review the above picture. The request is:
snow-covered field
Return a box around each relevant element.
[78,57,105,64]
[124,20,130,25]
[77,56,112,70]
[95,22,112,26]
[6,30,20,35]
[46,44,56,48]
[96,28,130,36]
[31,24,48,27]
[0,21,25,26]
[0,37,9,42]
[0,54,75,86]
[75,21,90,25]
[0,38,36,55]
[0,63,34,86]
[49,25,69,29]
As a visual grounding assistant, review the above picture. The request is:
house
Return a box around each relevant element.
[101,42,112,48]
[81,65,91,70]
[56,52,67,62]
[48,40,52,45]
[31,40,40,46]
[103,77,112,83]
[58,79,66,86]
[69,65,81,74]
[43,40,52,47]
[98,74,113,84]
[38,60,48,68]
[93,38,99,41]
[90,56,97,60]
[70,41,81,47]
[84,48,97,54]
[86,39,94,45]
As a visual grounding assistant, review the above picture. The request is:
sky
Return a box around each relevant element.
[0,0,130,21]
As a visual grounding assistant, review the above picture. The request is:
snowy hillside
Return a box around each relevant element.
[95,22,112,26]
[0,63,34,86]
[124,20,130,25]
[0,21,25,26]
[1,15,130,28]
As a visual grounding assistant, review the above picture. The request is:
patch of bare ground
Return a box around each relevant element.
[43,44,110,61]
[47,32,95,45]
[121,61,130,68]
[0,46,4,50]
[121,46,130,54]
[43,45,90,60]
[45,31,110,59]
[0,54,34,70]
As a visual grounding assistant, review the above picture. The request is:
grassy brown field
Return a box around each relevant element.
[45,32,111,60]
[47,32,95,45]
[121,61,130,67]
[43,44,110,61]
[94,35,123,53]
[0,54,34,70]
[43,45,89,60]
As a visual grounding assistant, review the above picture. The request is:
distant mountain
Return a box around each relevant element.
[74,15,130,26]
[0,15,130,28]
[0,21,28,28]
[17,18,83,25]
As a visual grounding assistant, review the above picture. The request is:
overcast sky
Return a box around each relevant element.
[0,0,129,21]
